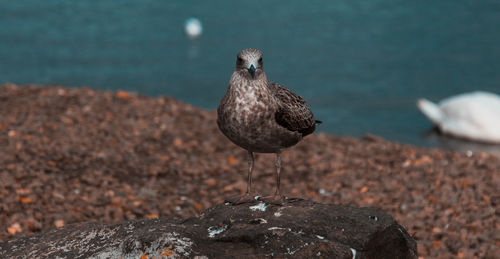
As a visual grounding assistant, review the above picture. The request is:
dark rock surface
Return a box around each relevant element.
[0,199,417,258]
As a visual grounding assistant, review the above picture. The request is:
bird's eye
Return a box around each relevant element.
[237,57,243,64]
[258,57,263,63]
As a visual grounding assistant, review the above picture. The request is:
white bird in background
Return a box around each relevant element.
[417,91,500,143]
[184,17,202,39]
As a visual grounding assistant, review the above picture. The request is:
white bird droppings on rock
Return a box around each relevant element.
[267,227,287,231]
[287,242,309,255]
[249,202,267,212]
[350,248,357,259]
[207,225,228,238]
[257,218,268,224]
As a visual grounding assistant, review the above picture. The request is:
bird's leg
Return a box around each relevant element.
[274,150,282,196]
[259,150,286,205]
[225,151,256,205]
[246,150,254,195]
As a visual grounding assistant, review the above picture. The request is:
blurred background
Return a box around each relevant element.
[1,0,499,150]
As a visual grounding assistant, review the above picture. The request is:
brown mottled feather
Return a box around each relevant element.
[270,82,318,136]
[217,48,320,153]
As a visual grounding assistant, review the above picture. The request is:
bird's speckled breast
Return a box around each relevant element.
[217,75,302,153]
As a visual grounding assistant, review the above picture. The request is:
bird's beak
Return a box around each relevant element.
[248,64,256,79]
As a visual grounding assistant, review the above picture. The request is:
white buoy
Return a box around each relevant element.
[417,91,500,143]
[184,17,202,39]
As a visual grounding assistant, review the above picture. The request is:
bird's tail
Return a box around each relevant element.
[417,98,443,125]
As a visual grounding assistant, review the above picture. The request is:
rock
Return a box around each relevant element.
[0,199,417,258]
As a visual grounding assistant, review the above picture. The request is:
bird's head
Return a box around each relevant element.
[235,48,264,80]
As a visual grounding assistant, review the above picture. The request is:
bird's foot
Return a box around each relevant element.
[258,194,287,205]
[225,193,257,205]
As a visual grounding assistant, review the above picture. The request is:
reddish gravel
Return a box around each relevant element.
[0,84,499,258]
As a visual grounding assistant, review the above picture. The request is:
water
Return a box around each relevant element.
[1,1,500,151]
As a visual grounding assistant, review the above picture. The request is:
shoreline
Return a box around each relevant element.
[0,84,498,257]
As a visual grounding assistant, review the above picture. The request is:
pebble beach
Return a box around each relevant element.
[0,84,498,258]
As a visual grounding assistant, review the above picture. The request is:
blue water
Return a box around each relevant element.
[1,1,500,149]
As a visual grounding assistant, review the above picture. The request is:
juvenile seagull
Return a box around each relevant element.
[217,48,321,204]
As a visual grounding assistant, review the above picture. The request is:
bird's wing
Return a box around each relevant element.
[269,82,318,136]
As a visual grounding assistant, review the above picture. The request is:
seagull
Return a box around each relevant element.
[217,48,321,205]
[417,91,500,143]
